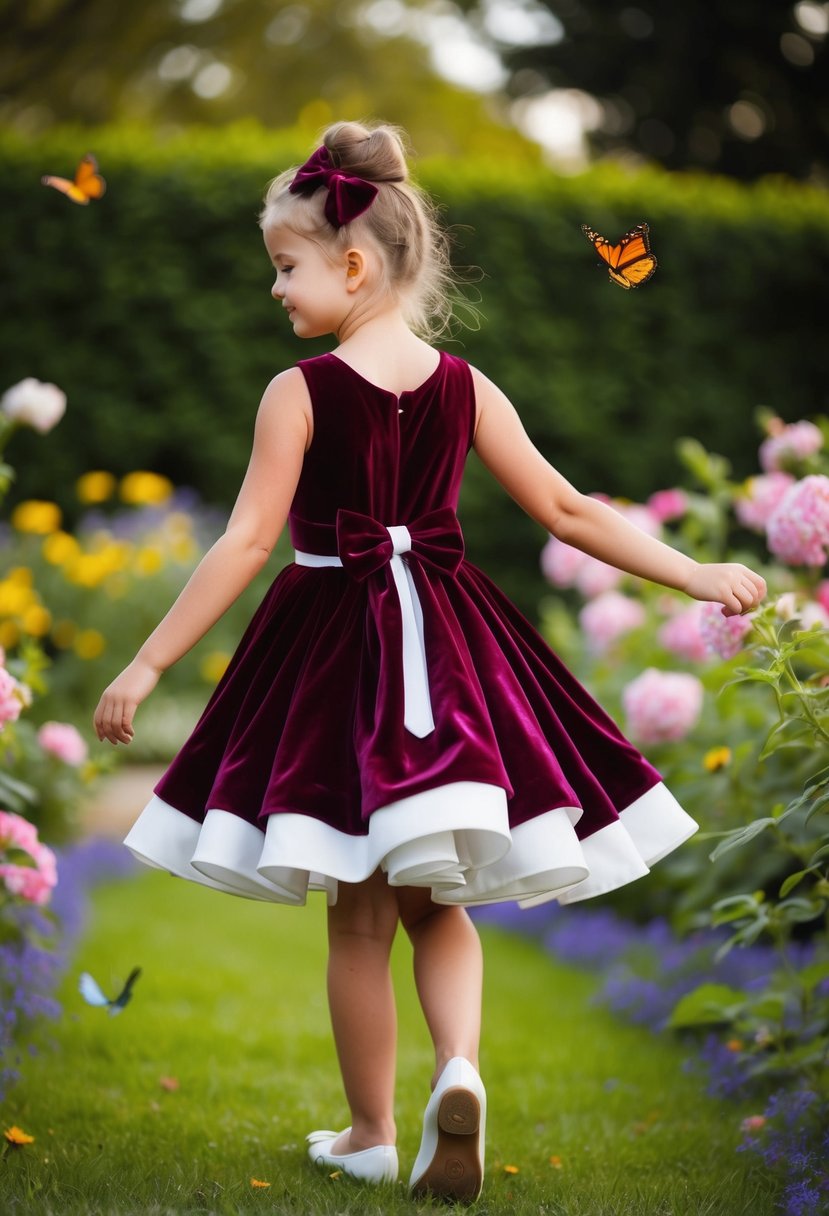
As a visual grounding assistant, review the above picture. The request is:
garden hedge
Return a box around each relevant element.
[2,122,827,614]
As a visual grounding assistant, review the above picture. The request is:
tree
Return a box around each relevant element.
[0,0,534,159]
[458,0,829,180]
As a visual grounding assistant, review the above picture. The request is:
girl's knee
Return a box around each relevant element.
[397,887,462,937]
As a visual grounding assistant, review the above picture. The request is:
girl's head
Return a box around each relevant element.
[260,121,455,340]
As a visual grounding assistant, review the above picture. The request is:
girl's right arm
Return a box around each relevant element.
[470,367,766,613]
[93,368,311,745]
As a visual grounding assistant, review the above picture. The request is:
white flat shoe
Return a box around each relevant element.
[408,1057,486,1203]
[306,1127,398,1184]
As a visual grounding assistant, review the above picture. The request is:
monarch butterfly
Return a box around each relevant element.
[581,222,657,289]
[41,153,106,205]
[79,967,141,1015]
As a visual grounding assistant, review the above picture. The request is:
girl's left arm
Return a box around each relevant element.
[94,368,310,744]
[470,367,766,614]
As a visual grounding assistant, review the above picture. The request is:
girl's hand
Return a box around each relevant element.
[682,562,767,617]
[93,657,161,745]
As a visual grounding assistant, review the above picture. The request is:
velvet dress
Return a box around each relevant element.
[124,350,698,907]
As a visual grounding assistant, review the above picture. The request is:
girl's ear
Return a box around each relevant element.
[344,248,368,291]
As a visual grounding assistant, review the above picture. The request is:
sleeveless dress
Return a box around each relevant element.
[124,351,698,908]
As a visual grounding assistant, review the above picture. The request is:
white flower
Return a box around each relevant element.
[1,378,66,434]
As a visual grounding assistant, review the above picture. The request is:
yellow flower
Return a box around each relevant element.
[120,471,173,506]
[65,553,110,589]
[200,651,230,684]
[503,1164,519,1174]
[42,531,81,566]
[6,567,33,588]
[4,1125,34,1145]
[134,546,164,576]
[73,629,106,660]
[0,620,20,649]
[0,579,34,617]
[52,619,77,648]
[549,1155,563,1169]
[703,746,732,773]
[76,470,116,503]
[22,603,51,637]
[250,1178,271,1188]
[726,1037,744,1052]
[11,500,62,534]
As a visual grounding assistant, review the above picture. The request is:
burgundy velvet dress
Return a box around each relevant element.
[124,351,698,907]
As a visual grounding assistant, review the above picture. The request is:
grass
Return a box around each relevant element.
[1,867,779,1215]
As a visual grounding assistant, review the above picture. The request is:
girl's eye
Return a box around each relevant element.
[280,266,294,274]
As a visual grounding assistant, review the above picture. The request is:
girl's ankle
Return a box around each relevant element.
[348,1120,397,1150]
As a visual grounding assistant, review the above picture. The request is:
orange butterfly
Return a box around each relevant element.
[581,222,657,289]
[41,153,106,205]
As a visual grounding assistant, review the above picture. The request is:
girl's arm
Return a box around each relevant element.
[470,367,766,613]
[93,369,311,745]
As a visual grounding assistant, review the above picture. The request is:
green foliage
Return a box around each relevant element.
[2,123,828,615]
[0,871,780,1215]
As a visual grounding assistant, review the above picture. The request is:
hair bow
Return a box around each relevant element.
[288,146,378,229]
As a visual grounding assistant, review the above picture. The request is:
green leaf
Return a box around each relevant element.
[667,983,747,1029]
[798,960,829,994]
[709,819,777,862]
[0,770,38,811]
[779,869,812,898]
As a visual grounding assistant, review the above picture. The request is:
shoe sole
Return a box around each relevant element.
[410,1086,483,1203]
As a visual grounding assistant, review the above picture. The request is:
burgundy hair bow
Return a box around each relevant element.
[288,146,378,229]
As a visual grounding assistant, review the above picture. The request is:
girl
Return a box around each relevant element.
[94,121,766,1203]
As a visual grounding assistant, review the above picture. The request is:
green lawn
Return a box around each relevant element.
[1,868,778,1215]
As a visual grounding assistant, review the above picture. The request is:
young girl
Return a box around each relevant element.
[94,121,766,1202]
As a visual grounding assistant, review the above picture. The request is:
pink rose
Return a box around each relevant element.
[0,666,25,730]
[759,420,823,472]
[579,591,646,653]
[37,721,89,766]
[735,472,795,533]
[698,601,754,660]
[647,489,688,523]
[0,809,57,906]
[658,603,710,662]
[622,668,704,744]
[766,474,829,567]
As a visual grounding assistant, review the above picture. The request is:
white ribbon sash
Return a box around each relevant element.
[295,524,435,737]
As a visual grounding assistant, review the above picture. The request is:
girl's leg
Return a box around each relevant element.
[325,867,399,1152]
[396,889,483,1087]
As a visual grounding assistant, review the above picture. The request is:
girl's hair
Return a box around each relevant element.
[259,121,458,341]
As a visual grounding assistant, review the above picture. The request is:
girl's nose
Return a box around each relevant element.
[271,281,282,300]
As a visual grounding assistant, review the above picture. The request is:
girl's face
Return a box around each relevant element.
[264,225,354,340]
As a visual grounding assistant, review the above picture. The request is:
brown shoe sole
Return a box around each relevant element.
[410,1086,483,1203]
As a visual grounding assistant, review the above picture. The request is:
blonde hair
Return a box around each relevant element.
[259,121,458,341]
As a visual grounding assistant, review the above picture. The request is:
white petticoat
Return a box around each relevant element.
[122,780,698,908]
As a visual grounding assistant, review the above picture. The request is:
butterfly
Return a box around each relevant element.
[79,967,141,1015]
[41,153,106,205]
[581,222,657,289]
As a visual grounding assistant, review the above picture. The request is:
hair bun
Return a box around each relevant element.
[323,121,408,184]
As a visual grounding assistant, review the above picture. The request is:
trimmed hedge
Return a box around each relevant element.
[2,122,828,614]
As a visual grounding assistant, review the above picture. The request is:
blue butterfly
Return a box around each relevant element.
[79,967,141,1015]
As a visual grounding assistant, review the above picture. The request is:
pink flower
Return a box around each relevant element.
[37,721,88,766]
[735,472,795,533]
[766,474,829,567]
[647,489,687,523]
[0,666,25,730]
[798,602,829,631]
[0,810,57,906]
[741,1115,767,1134]
[815,580,829,615]
[579,592,646,653]
[540,536,585,588]
[658,603,710,662]
[759,420,823,472]
[698,601,754,660]
[575,556,622,598]
[622,668,704,744]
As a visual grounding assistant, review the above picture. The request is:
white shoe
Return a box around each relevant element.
[408,1057,486,1203]
[306,1127,399,1184]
